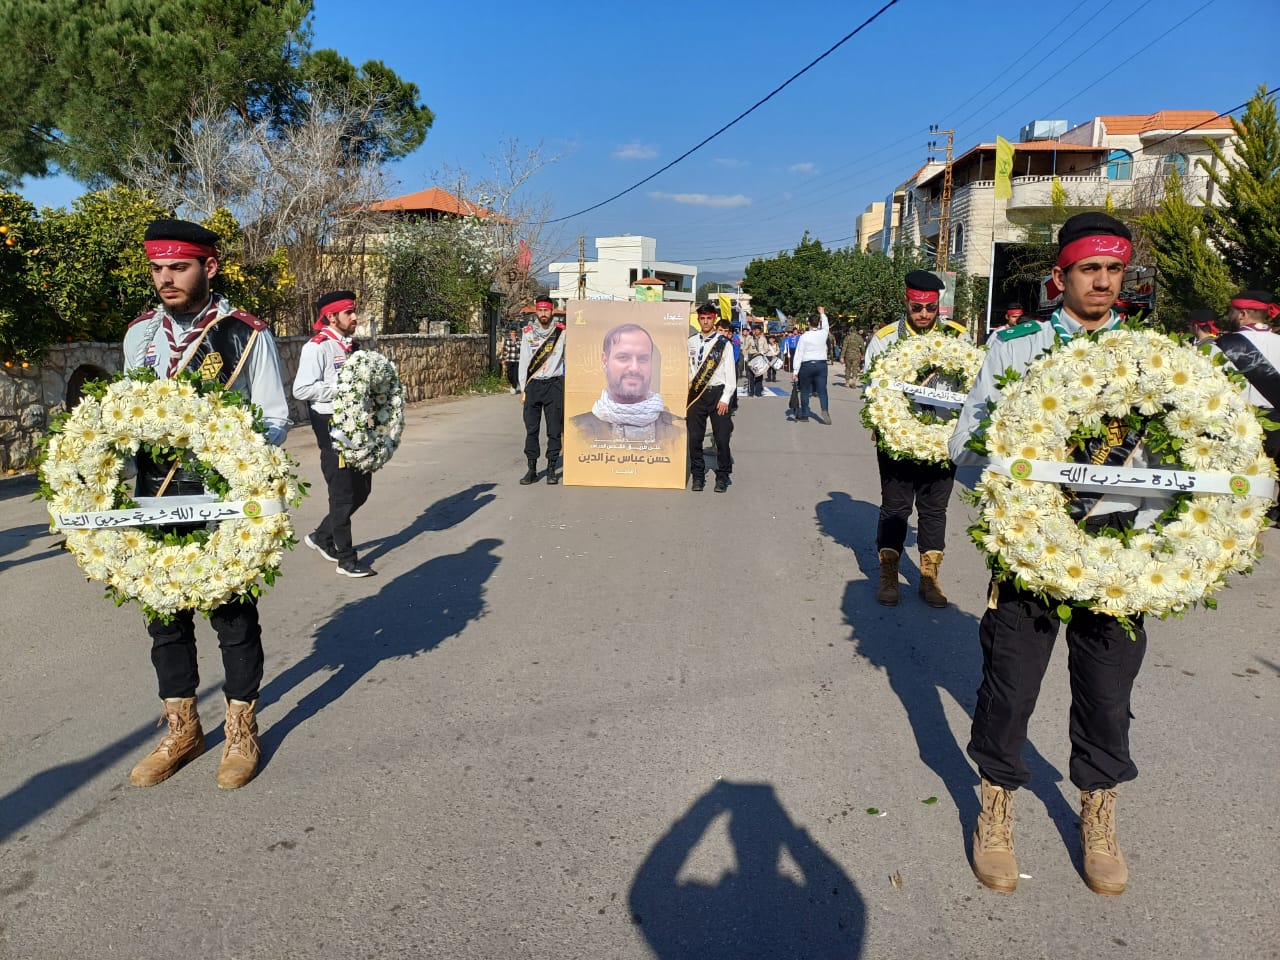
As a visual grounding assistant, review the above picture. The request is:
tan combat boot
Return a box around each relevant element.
[919,550,948,608]
[129,697,204,787]
[972,778,1018,893]
[216,699,261,790]
[876,548,900,606]
[1080,788,1127,895]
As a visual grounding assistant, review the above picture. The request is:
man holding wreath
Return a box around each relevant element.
[949,212,1147,897]
[294,290,376,579]
[863,271,968,608]
[122,218,290,791]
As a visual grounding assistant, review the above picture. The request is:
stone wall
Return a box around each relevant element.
[0,333,489,471]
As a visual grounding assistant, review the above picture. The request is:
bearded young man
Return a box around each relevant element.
[949,212,1149,897]
[571,323,682,446]
[122,218,290,791]
[518,296,567,485]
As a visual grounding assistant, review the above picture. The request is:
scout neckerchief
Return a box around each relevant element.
[162,297,220,377]
[314,324,355,355]
[687,332,728,409]
[1051,308,1142,522]
[526,322,563,379]
[1214,332,1280,409]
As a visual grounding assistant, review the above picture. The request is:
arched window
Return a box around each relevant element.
[1106,149,1133,181]
[1162,152,1188,177]
[952,223,965,256]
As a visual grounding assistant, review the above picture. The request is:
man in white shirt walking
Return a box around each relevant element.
[791,306,831,423]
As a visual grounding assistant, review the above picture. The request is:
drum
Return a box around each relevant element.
[748,355,769,376]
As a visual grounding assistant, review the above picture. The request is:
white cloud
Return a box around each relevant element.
[648,191,752,208]
[613,142,659,160]
[788,162,816,174]
[713,157,746,168]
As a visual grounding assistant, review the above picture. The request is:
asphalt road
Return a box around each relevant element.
[1,369,1277,959]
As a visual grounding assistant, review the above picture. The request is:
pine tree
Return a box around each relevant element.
[1137,169,1234,317]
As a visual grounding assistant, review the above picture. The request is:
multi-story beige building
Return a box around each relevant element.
[879,110,1237,277]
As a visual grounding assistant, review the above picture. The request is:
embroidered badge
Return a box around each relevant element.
[197,351,224,381]
[143,343,157,367]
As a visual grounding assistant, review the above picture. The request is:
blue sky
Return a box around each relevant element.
[16,0,1278,277]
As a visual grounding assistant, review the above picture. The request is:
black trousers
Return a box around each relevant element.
[505,361,519,390]
[148,597,264,702]
[688,385,733,481]
[310,408,373,563]
[747,365,764,396]
[523,376,564,466]
[875,447,955,554]
[969,579,1147,791]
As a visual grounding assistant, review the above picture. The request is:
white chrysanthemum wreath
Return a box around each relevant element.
[38,371,304,620]
[862,331,985,464]
[330,350,405,472]
[965,326,1276,624]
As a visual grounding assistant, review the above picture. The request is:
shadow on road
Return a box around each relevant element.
[629,780,864,959]
[358,482,497,566]
[815,491,1078,866]
[0,683,223,843]
[256,537,502,761]
[0,521,60,573]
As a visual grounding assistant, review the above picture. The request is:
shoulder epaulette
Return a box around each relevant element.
[875,323,897,339]
[555,321,566,330]
[522,324,534,334]
[997,320,1043,342]
[309,331,329,344]
[944,320,967,335]
[127,309,158,329]
[228,309,268,331]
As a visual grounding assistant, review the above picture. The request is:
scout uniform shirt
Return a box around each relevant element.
[293,326,356,415]
[517,319,567,392]
[687,330,736,400]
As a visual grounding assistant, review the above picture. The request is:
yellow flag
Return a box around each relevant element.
[994,136,1014,199]
[718,294,732,320]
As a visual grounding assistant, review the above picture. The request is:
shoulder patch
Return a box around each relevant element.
[127,309,158,329]
[228,309,268,331]
[309,331,329,344]
[522,324,534,334]
[875,323,897,339]
[997,320,1043,342]
[555,321,566,330]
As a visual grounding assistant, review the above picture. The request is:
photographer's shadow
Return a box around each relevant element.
[256,537,502,761]
[816,491,1077,861]
[629,781,864,960]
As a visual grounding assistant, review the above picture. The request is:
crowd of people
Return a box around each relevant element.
[103,212,1278,906]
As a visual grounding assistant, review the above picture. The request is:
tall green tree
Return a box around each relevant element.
[1136,170,1234,317]
[0,0,432,186]
[1200,84,1280,292]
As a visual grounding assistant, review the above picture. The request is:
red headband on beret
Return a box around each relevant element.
[906,288,940,304]
[1056,235,1132,271]
[1230,297,1280,319]
[319,297,355,318]
[144,240,217,261]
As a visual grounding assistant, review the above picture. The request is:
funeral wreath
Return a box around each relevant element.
[330,350,405,472]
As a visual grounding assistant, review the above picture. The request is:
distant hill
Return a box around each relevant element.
[698,270,744,286]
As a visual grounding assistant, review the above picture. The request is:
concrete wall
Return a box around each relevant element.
[0,333,488,471]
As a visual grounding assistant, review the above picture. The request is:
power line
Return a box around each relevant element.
[544,0,905,225]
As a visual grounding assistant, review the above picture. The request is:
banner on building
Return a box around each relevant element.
[994,136,1014,199]
[563,300,689,489]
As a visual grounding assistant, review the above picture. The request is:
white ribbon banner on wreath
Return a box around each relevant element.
[54,495,288,531]
[986,457,1278,500]
[887,380,967,409]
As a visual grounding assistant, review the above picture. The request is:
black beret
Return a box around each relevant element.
[904,270,945,293]
[317,290,357,313]
[696,302,719,316]
[144,217,220,247]
[1057,212,1131,250]
[1233,289,1275,305]
[1186,308,1218,326]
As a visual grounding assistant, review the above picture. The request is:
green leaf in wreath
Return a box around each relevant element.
[1056,603,1073,622]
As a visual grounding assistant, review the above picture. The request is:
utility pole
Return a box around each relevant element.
[928,125,955,271]
[576,236,586,300]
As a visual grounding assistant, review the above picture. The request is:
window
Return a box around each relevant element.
[952,224,965,256]
[1162,152,1188,177]
[1105,149,1133,181]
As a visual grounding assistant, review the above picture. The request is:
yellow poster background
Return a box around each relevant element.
[563,300,689,489]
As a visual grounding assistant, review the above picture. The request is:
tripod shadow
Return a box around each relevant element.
[629,781,864,959]
[816,491,1078,865]
[255,538,502,762]
[358,483,497,566]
